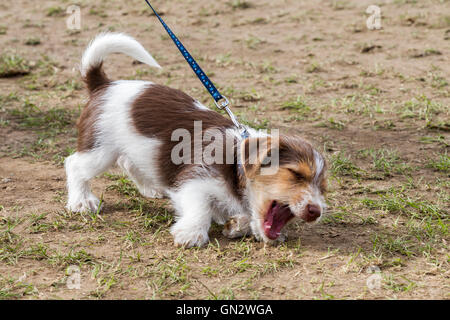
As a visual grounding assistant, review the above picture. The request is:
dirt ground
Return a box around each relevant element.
[0,0,449,300]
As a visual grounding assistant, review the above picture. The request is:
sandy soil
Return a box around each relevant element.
[0,0,449,299]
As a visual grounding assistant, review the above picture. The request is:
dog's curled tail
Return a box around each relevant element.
[80,32,161,92]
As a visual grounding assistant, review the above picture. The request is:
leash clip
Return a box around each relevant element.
[217,96,249,138]
[214,95,229,110]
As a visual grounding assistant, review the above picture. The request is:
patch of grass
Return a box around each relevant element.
[28,212,65,233]
[237,89,263,102]
[427,151,449,173]
[329,151,362,178]
[306,61,323,73]
[201,266,220,278]
[0,216,26,265]
[140,204,173,231]
[24,243,51,261]
[419,135,448,147]
[146,255,191,298]
[105,174,173,230]
[0,289,21,299]
[240,116,269,130]
[326,117,346,130]
[383,274,417,293]
[316,281,335,300]
[212,287,235,300]
[0,216,23,245]
[400,95,445,124]
[331,0,352,10]
[439,15,450,28]
[2,97,77,161]
[245,35,266,49]
[35,54,59,77]
[372,233,415,256]
[94,276,118,298]
[250,17,267,25]
[46,6,64,17]
[284,75,298,84]
[316,118,346,130]
[215,53,233,67]
[8,100,76,132]
[321,206,352,224]
[281,96,311,116]
[0,118,9,127]
[106,175,140,198]
[24,37,41,46]
[431,74,448,89]
[56,79,83,93]
[0,54,31,78]
[228,0,253,10]
[359,148,410,177]
[124,230,145,247]
[258,61,278,74]
[22,20,45,29]
[53,249,95,267]
[361,187,445,220]
[89,8,108,18]
[0,276,37,299]
[0,25,7,35]
[410,48,442,58]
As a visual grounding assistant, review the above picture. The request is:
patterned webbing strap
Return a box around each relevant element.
[144,0,223,102]
[144,1,249,139]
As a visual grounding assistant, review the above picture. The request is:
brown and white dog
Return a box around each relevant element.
[65,33,327,247]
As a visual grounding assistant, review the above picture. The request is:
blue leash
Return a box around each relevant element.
[144,0,249,139]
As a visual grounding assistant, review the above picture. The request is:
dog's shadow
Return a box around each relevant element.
[104,198,389,255]
[209,219,388,256]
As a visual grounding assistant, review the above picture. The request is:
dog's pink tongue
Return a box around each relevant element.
[264,203,293,240]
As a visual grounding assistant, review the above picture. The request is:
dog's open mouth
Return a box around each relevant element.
[263,201,295,240]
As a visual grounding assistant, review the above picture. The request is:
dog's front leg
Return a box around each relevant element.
[222,215,251,239]
[169,179,215,248]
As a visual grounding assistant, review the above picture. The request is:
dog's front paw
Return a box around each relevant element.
[171,223,209,248]
[223,215,251,239]
[67,194,102,213]
[142,188,165,199]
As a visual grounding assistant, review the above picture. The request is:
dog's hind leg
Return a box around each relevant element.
[65,149,116,213]
[116,155,164,198]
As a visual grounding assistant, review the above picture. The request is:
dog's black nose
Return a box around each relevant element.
[307,204,321,220]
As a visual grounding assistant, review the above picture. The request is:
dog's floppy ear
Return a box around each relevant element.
[240,136,278,178]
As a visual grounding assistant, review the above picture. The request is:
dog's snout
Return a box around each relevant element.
[307,204,321,220]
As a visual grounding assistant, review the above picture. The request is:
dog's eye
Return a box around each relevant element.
[289,169,304,181]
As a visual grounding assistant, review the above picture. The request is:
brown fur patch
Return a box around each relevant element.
[76,64,111,152]
[289,162,313,181]
[83,63,110,93]
[77,85,108,152]
[130,84,246,197]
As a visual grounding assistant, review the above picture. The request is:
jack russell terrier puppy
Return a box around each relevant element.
[65,33,327,247]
